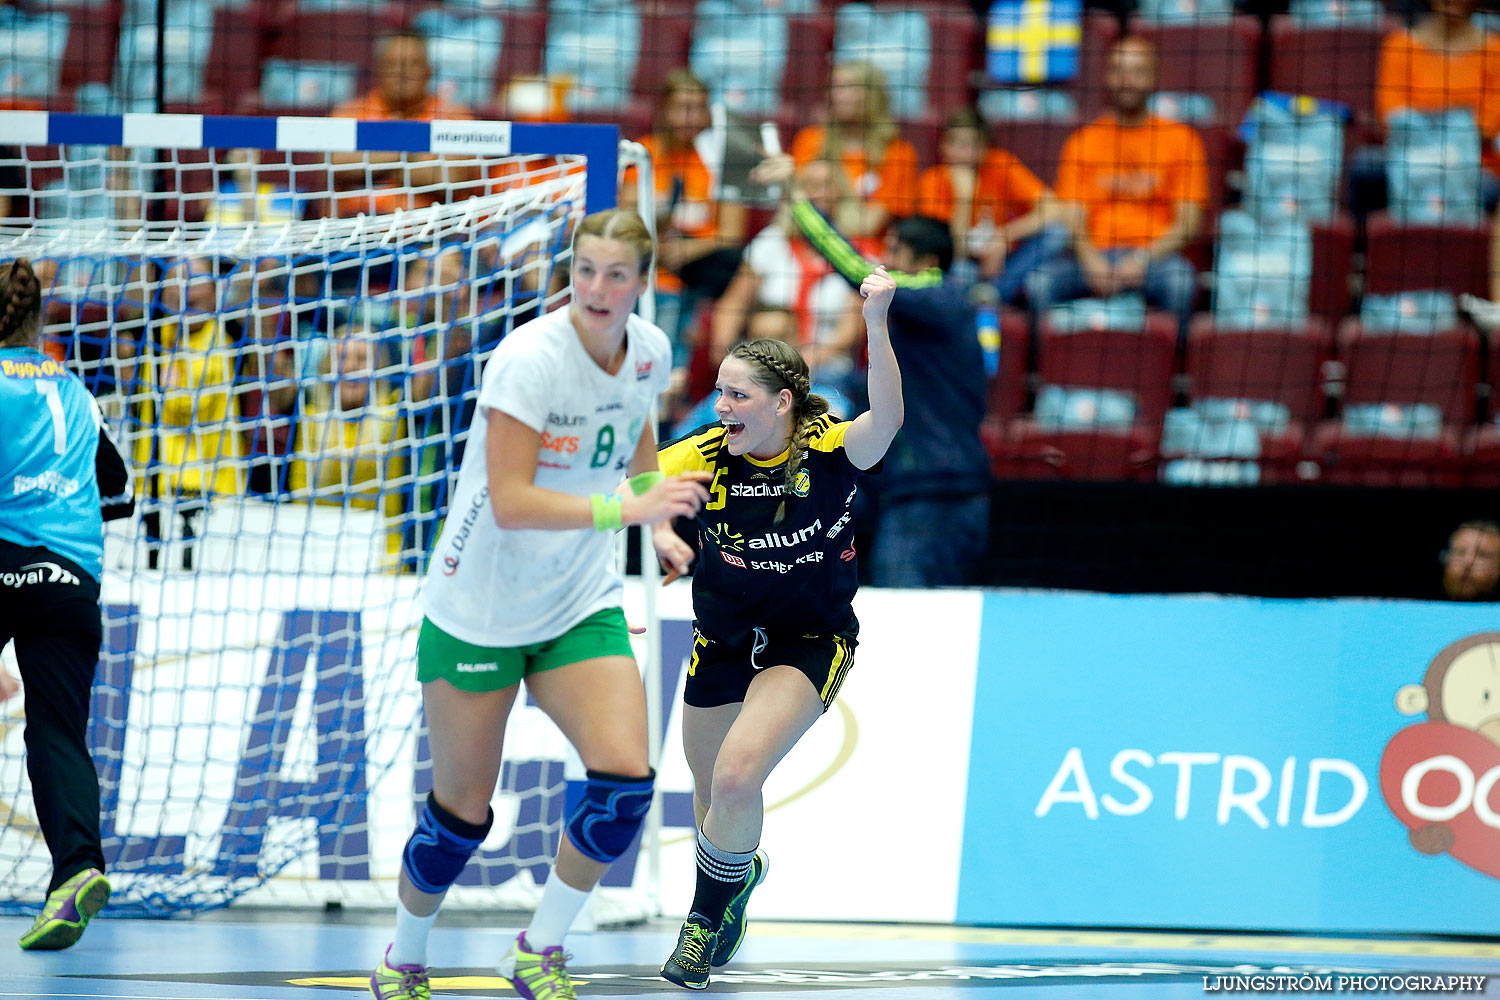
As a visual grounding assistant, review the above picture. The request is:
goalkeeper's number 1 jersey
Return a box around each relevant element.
[0,345,131,581]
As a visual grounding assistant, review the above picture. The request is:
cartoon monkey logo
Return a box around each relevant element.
[1394,634,1500,747]
[1379,633,1500,879]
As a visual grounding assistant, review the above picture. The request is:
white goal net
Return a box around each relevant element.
[0,113,659,922]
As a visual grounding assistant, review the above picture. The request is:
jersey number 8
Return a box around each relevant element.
[590,425,614,468]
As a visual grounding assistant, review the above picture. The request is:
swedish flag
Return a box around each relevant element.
[986,0,1082,85]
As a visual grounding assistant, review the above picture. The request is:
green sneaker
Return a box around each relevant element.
[369,945,431,1000]
[498,932,577,1000]
[712,849,768,967]
[660,916,716,990]
[18,868,110,951]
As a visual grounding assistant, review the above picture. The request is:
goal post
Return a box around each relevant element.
[0,110,667,923]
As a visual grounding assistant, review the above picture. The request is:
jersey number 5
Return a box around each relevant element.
[706,467,727,511]
[37,381,66,454]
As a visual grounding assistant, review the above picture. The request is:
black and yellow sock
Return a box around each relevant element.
[688,828,755,931]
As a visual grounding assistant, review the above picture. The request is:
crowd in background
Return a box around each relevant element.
[4,0,1500,587]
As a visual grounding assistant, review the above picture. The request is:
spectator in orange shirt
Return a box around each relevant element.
[1026,37,1206,335]
[1355,0,1500,211]
[328,31,475,219]
[791,61,920,238]
[621,69,747,367]
[917,108,1067,305]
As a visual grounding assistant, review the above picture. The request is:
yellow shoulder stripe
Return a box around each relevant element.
[659,425,724,475]
[807,416,850,453]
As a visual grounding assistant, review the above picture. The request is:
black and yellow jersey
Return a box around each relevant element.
[659,415,867,645]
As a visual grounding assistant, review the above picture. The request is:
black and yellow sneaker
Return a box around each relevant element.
[712,849,768,967]
[660,915,717,990]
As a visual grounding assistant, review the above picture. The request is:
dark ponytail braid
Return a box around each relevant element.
[727,339,829,524]
[0,258,42,348]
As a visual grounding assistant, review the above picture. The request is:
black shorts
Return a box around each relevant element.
[684,622,858,712]
[0,540,102,702]
[0,541,100,647]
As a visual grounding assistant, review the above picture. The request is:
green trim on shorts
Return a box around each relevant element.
[417,607,636,692]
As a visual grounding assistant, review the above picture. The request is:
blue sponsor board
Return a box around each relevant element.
[958,592,1500,934]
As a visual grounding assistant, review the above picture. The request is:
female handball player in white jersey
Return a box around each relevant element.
[369,210,711,1000]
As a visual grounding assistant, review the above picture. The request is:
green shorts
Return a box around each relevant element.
[416,607,635,692]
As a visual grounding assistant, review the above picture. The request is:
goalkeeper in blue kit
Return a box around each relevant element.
[0,257,133,951]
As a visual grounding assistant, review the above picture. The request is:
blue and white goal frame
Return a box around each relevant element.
[0,110,672,920]
[0,111,622,216]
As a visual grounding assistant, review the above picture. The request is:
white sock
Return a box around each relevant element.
[388,902,439,969]
[524,868,592,950]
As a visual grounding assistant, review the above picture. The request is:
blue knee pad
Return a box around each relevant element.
[401,792,492,895]
[566,769,655,864]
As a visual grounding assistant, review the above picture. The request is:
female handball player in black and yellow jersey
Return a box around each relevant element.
[654,266,902,989]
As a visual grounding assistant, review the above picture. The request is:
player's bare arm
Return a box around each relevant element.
[843,265,903,470]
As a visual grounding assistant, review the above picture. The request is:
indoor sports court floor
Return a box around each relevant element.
[4,911,1498,1000]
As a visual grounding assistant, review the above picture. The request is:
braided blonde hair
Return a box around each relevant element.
[0,258,42,348]
[728,338,828,524]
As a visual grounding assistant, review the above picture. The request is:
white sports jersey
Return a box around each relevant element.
[420,307,672,646]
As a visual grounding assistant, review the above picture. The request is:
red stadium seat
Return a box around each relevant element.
[264,9,407,95]
[986,119,1076,187]
[1144,17,1261,127]
[899,114,941,168]
[1470,333,1500,486]
[1037,318,1178,423]
[632,10,694,105]
[784,13,835,122]
[1310,214,1355,323]
[1308,321,1480,486]
[200,9,266,116]
[1465,424,1500,488]
[923,4,980,120]
[1364,213,1490,298]
[1071,13,1121,117]
[1186,124,1239,272]
[1489,329,1500,403]
[984,308,1032,416]
[1266,15,1390,132]
[1187,319,1332,422]
[1339,321,1479,425]
[1311,424,1465,486]
[1181,319,1333,482]
[978,310,1029,460]
[1198,125,1237,216]
[490,12,588,122]
[995,424,1161,480]
[59,7,120,91]
[20,145,63,199]
[496,10,547,83]
[989,317,1176,480]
